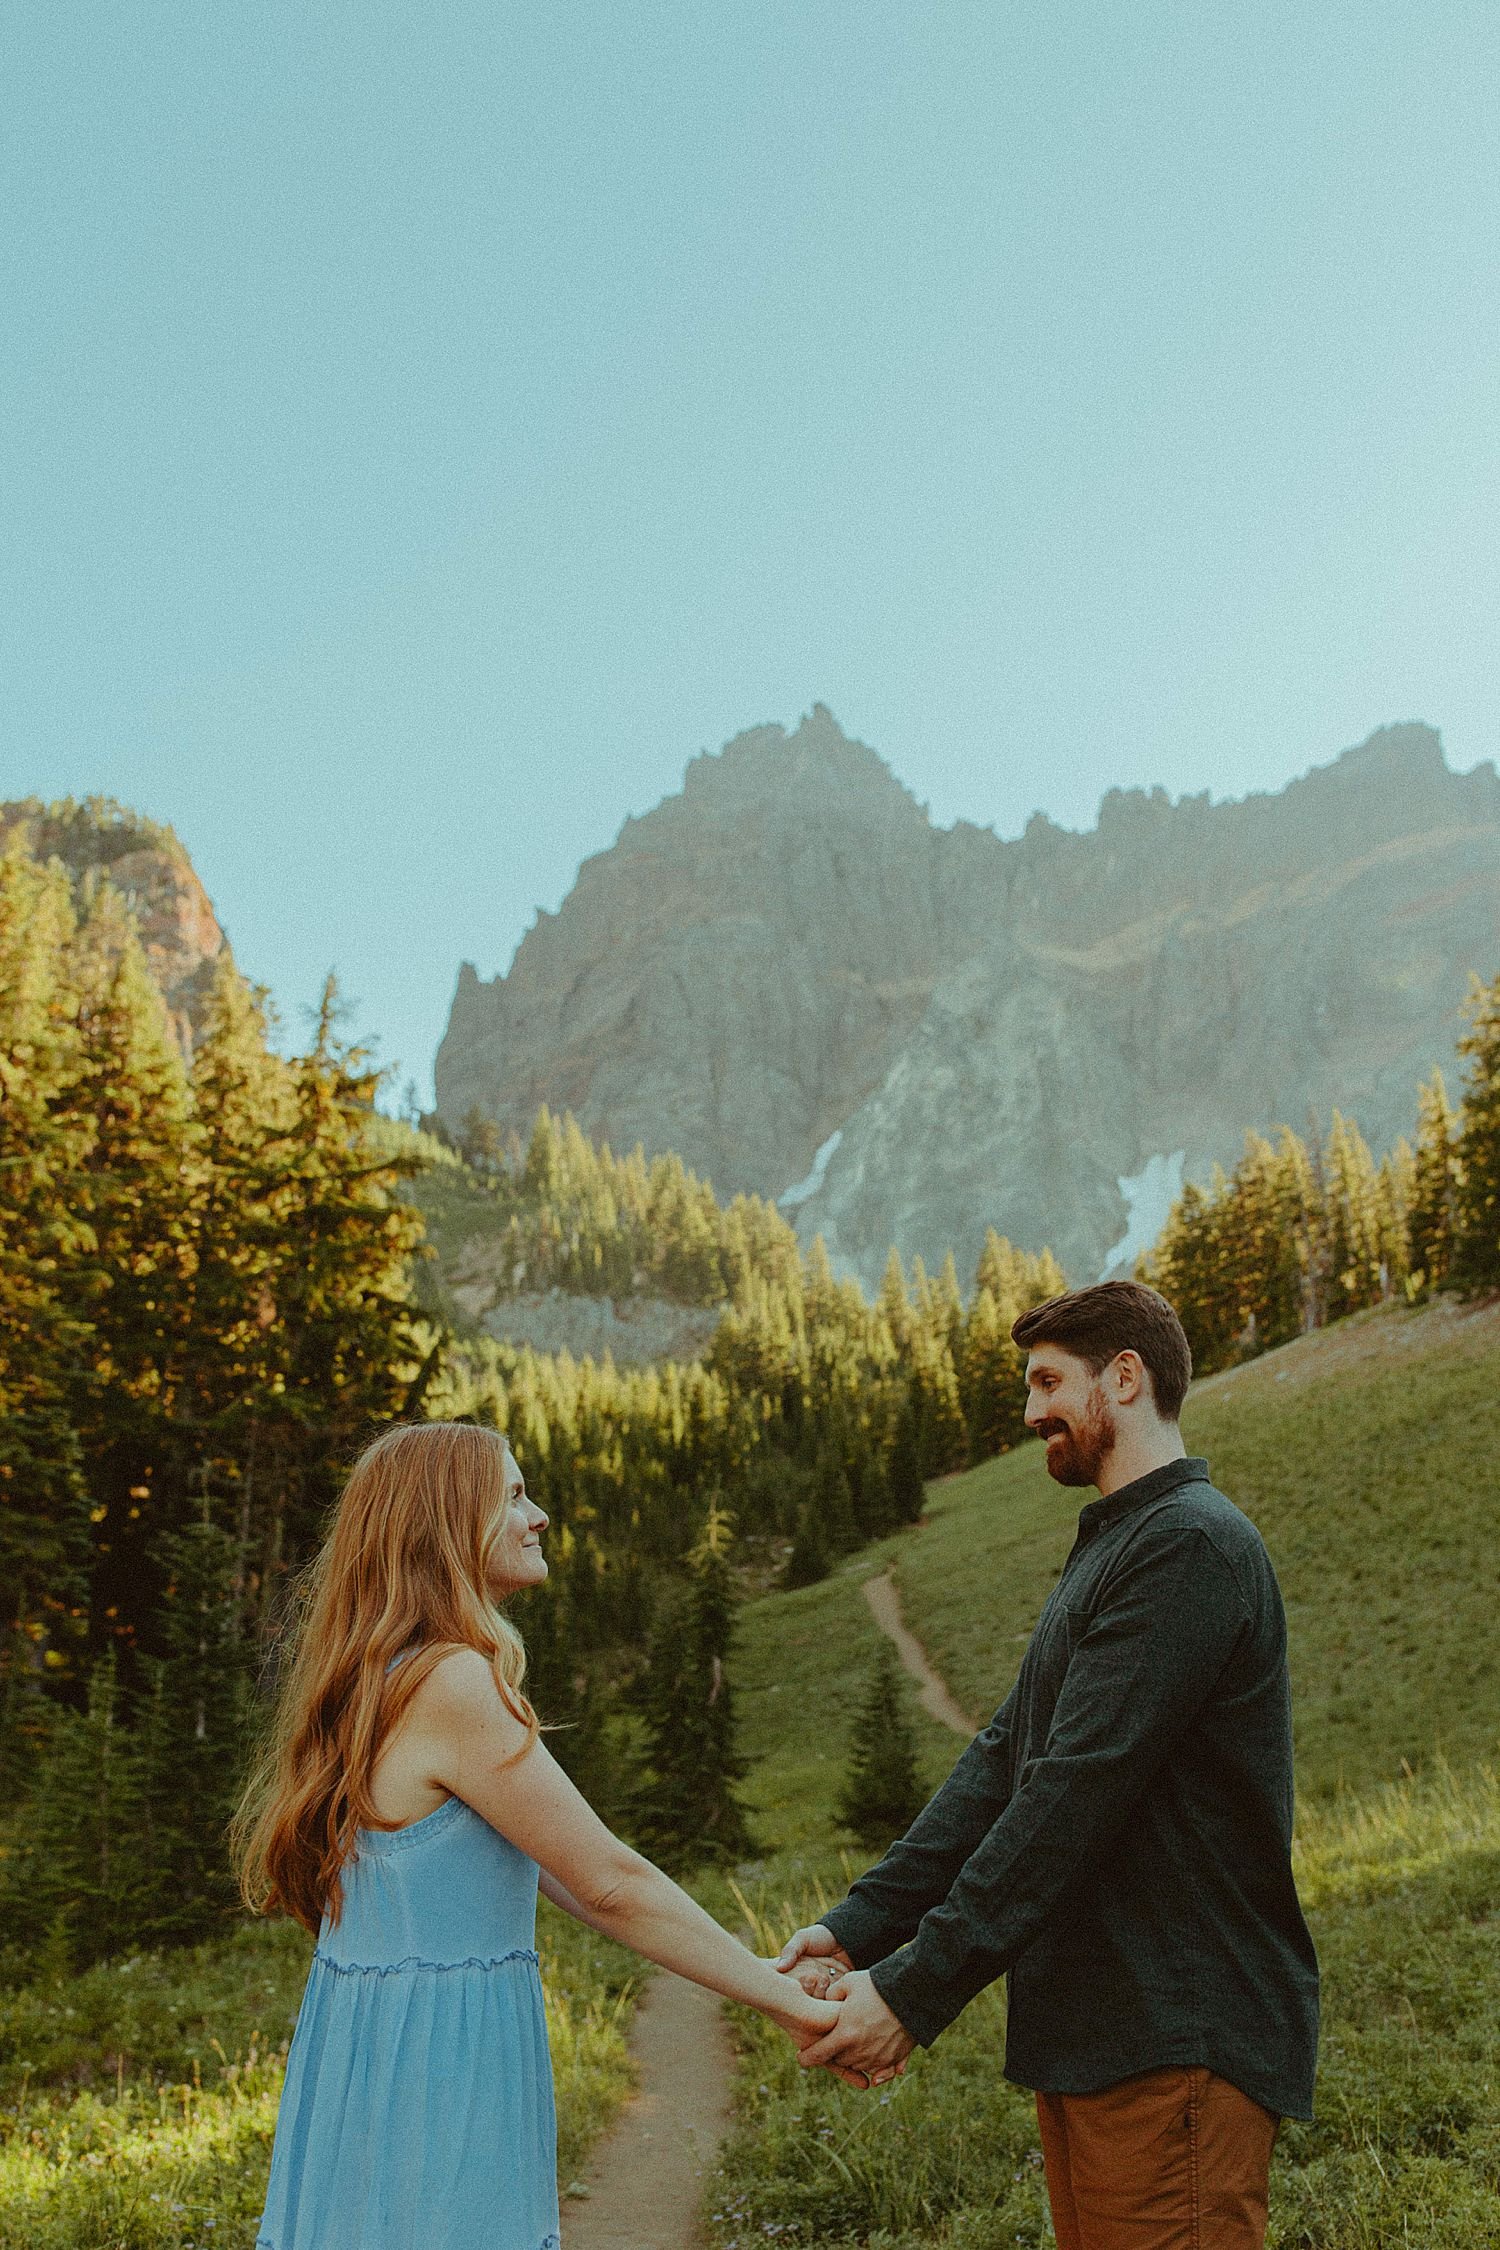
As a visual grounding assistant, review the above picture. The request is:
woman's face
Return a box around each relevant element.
[486,1448,549,1596]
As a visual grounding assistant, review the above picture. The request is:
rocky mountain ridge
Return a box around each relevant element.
[0,796,230,1054]
[436,707,1500,1285]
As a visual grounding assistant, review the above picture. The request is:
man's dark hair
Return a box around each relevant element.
[1010,1281,1192,1422]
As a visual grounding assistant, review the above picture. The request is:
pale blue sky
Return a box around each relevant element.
[5,2,1498,1100]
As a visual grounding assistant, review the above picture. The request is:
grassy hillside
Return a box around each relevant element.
[716,1296,1500,2249]
[0,1906,636,2248]
[893,1295,1500,1797]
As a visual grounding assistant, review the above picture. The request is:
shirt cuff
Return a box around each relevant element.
[868,1945,968,2049]
[821,1898,898,1971]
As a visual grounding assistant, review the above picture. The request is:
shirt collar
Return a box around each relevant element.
[1077,1456,1210,1539]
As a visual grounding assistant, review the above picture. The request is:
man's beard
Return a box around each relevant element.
[1036,1385,1116,1487]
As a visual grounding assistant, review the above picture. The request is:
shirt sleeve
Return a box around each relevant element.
[869,1527,1250,2046]
[821,1689,1017,1968]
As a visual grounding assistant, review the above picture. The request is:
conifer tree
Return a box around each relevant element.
[1408,1070,1463,1294]
[1322,1112,1386,1318]
[1453,973,1500,1291]
[1377,1140,1414,1302]
[782,1502,831,1589]
[65,890,197,1647]
[836,1644,927,1847]
[632,1508,754,1872]
[0,1648,146,1966]
[812,1442,858,1555]
[134,1511,254,1941]
[877,1245,912,1352]
[0,841,92,1738]
[886,1397,926,1525]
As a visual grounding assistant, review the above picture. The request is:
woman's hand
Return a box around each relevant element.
[764,1981,841,2046]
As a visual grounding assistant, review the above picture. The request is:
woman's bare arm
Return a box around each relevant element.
[538,1868,615,1936]
[414,1652,838,2043]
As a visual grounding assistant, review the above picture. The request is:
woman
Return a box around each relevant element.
[236,1420,839,2250]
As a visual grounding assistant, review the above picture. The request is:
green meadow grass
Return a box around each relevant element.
[7,1297,1498,2245]
[715,1298,1500,2248]
[0,1904,636,2248]
[894,1296,1500,1798]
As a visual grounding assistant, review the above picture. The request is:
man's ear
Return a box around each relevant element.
[1112,1349,1148,1407]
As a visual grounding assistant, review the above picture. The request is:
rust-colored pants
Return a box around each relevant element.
[1036,2068,1279,2250]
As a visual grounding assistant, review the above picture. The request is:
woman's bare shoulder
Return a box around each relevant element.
[414,1646,531,1745]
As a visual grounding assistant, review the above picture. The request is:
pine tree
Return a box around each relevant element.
[1322,1112,1385,1319]
[0,1648,147,1966]
[133,1510,254,1942]
[958,1283,1026,1463]
[782,1501,831,1588]
[836,1645,927,1847]
[886,1397,926,1525]
[0,839,92,1745]
[1454,973,1500,1291]
[1145,1177,1242,1372]
[632,1509,754,1872]
[878,1246,912,1354]
[1408,1070,1463,1294]
[812,1442,858,1555]
[65,888,197,1650]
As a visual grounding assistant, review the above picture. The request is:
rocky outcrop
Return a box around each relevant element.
[438,705,1000,1196]
[439,713,1500,1286]
[0,797,230,1053]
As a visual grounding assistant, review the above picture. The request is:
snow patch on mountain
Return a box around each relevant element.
[1102,1151,1186,1277]
[779,1129,844,1211]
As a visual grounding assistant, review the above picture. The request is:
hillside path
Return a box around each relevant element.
[562,1967,736,2250]
[862,1569,976,1737]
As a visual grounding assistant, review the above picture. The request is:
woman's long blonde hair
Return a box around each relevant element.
[231,1421,539,1934]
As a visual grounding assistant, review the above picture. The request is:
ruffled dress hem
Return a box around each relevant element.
[256,2237,562,2250]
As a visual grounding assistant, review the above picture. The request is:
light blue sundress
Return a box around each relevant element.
[257,1794,559,2250]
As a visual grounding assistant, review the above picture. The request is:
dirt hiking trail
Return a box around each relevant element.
[564,1559,973,2245]
[862,1567,976,1736]
[564,1969,735,2249]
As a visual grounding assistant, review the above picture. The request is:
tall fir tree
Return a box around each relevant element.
[0,840,92,1753]
[65,888,197,1653]
[0,1648,147,1966]
[885,1396,926,1526]
[836,1644,927,1848]
[1408,1069,1463,1294]
[1453,973,1500,1291]
[1322,1112,1387,1319]
[133,1509,255,1942]
[632,1508,754,1872]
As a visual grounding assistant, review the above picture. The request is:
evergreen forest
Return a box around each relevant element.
[3,803,1500,1981]
[0,814,1062,1969]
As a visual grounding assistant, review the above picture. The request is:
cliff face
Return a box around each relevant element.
[0,797,230,1053]
[439,705,1002,1198]
[439,712,1500,1286]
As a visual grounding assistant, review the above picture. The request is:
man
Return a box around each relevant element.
[778,1280,1318,2250]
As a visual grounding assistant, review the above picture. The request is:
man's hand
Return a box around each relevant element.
[795,1968,915,2088]
[773,1922,853,1998]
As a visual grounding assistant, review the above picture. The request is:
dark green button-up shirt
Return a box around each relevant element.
[823,1458,1320,2119]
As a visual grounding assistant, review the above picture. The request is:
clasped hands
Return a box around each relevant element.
[771,1922,914,2092]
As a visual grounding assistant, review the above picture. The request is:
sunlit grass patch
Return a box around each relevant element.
[0,1901,638,2246]
[708,1774,1500,2250]
[714,1874,1049,2250]
[1293,1758,1500,1908]
[0,2062,281,2250]
[721,1295,1500,2248]
[895,1297,1500,1799]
